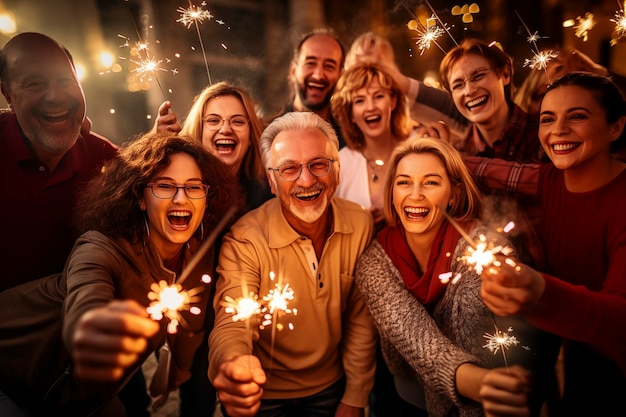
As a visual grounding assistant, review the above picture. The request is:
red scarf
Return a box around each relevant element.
[377,220,470,308]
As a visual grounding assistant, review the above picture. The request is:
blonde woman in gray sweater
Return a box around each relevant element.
[355,138,560,417]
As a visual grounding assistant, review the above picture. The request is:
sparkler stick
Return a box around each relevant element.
[483,316,519,374]
[177,1,214,85]
[177,205,237,285]
[441,209,477,250]
[123,5,169,99]
[423,0,459,47]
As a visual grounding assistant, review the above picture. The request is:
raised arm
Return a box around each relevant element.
[463,156,543,197]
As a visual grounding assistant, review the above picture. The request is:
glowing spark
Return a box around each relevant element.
[259,271,297,331]
[573,13,596,42]
[526,31,541,44]
[118,34,130,48]
[439,271,453,283]
[147,280,203,334]
[611,9,626,46]
[135,41,149,51]
[502,221,515,234]
[176,5,213,29]
[483,327,519,355]
[417,24,445,54]
[516,10,556,72]
[407,16,446,55]
[131,55,166,81]
[524,50,559,70]
[222,292,261,322]
[458,234,516,276]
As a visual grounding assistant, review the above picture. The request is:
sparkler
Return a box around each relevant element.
[515,10,559,72]
[260,272,297,331]
[611,5,626,46]
[177,1,214,85]
[423,0,459,46]
[439,209,516,281]
[407,16,446,55]
[146,206,237,333]
[147,281,204,334]
[483,324,519,373]
[222,292,262,322]
[572,13,596,42]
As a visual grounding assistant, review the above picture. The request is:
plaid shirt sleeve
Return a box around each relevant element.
[463,156,542,196]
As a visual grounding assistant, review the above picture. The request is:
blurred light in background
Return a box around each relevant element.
[0,12,16,34]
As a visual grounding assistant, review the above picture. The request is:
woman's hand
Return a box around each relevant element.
[71,299,160,382]
[152,101,181,134]
[480,365,531,417]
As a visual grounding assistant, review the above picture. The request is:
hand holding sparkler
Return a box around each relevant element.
[479,365,531,417]
[481,260,546,317]
[212,354,266,417]
[152,101,181,134]
[71,299,159,382]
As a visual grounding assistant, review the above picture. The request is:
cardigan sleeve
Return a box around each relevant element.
[355,240,479,407]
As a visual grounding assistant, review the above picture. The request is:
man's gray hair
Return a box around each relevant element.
[259,112,339,168]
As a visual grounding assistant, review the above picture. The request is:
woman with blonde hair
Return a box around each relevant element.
[356,137,560,417]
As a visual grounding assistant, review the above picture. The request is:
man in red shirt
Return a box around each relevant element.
[0,32,118,292]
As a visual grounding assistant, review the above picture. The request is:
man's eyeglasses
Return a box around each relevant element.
[203,114,249,131]
[450,68,493,92]
[268,158,335,182]
[146,183,210,199]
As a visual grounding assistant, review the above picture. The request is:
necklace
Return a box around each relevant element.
[366,158,386,183]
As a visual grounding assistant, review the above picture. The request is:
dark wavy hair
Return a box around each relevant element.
[75,132,243,243]
[545,71,626,153]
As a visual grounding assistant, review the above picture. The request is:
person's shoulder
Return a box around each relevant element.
[80,131,119,152]
[229,199,276,233]
[332,197,373,226]
[333,196,369,212]
[71,131,118,167]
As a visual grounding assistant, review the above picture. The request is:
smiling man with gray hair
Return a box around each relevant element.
[209,111,376,417]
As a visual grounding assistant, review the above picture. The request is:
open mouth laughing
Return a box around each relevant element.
[404,206,429,219]
[551,142,580,152]
[466,95,488,110]
[214,138,237,154]
[168,210,192,228]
